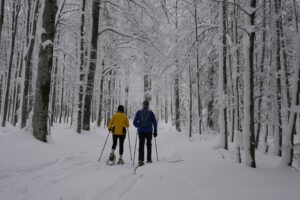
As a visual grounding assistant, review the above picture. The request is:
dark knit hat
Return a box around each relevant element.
[117,105,124,112]
[143,100,149,107]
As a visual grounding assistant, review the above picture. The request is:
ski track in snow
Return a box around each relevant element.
[90,169,144,200]
[91,132,186,200]
[0,152,97,194]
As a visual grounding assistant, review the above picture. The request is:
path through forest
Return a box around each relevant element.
[0,124,300,200]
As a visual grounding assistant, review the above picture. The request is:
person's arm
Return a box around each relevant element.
[108,114,115,130]
[151,111,157,133]
[133,111,140,128]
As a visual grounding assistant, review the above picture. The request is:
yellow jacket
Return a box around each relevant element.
[108,112,130,135]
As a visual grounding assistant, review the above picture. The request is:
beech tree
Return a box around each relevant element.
[32,0,57,142]
[82,0,100,131]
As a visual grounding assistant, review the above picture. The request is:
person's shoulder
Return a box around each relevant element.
[149,109,155,115]
[135,110,142,115]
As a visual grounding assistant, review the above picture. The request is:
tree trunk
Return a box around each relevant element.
[207,66,215,129]
[0,0,5,40]
[164,77,168,124]
[255,0,267,148]
[174,0,181,132]
[106,71,112,126]
[12,48,23,126]
[0,75,2,114]
[82,0,100,131]
[32,0,57,142]
[59,59,65,124]
[97,60,104,127]
[274,0,283,157]
[170,82,174,126]
[281,1,300,166]
[194,0,202,135]
[125,64,129,115]
[50,59,58,126]
[21,0,40,129]
[281,34,300,166]
[174,72,181,132]
[243,0,257,168]
[218,0,228,150]
[2,1,20,127]
[144,73,151,98]
[189,64,192,138]
[293,0,299,33]
[77,0,86,133]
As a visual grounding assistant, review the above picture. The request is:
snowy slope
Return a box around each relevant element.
[0,124,300,200]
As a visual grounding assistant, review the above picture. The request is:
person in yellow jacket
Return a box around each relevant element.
[108,105,129,164]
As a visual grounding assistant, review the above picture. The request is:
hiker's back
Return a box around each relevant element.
[140,109,152,128]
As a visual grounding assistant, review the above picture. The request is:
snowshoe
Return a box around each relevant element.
[107,153,116,165]
[133,161,145,174]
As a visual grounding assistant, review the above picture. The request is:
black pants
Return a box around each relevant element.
[112,134,126,155]
[138,132,152,162]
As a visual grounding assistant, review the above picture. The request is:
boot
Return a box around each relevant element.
[109,153,115,161]
[138,161,144,166]
[118,158,124,165]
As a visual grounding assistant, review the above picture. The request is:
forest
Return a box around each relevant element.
[0,0,300,171]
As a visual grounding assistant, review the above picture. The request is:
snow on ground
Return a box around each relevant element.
[0,123,300,200]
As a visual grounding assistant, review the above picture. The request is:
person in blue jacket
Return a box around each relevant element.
[133,100,157,166]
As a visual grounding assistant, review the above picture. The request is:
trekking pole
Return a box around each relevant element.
[127,128,133,161]
[133,130,138,166]
[154,137,159,162]
[98,131,111,162]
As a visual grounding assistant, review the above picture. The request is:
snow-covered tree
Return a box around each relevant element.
[32,0,57,142]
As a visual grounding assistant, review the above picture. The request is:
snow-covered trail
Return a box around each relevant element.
[1,124,300,200]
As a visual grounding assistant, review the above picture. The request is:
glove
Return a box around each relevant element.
[153,131,157,138]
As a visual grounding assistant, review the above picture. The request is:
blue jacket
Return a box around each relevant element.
[133,108,157,133]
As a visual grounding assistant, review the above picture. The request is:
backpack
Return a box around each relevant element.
[140,109,152,128]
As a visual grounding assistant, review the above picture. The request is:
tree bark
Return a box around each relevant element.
[97,60,104,127]
[77,0,86,133]
[164,77,168,124]
[274,0,283,156]
[281,34,300,166]
[243,0,257,168]
[189,64,192,138]
[50,59,58,126]
[125,64,129,116]
[21,0,40,129]
[255,0,267,148]
[0,75,2,114]
[59,58,65,124]
[174,0,181,132]
[0,0,5,40]
[82,0,100,131]
[194,0,202,135]
[218,0,228,150]
[174,72,181,132]
[2,1,20,127]
[32,0,57,142]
